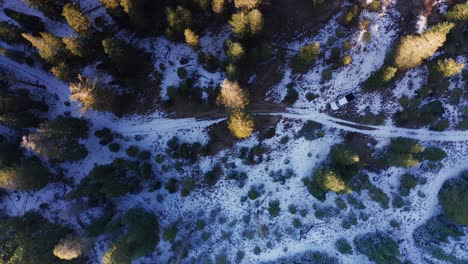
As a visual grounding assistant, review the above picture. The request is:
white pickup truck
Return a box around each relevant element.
[330,93,356,110]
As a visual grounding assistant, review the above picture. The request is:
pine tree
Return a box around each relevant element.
[102,37,137,74]
[184,28,199,49]
[212,0,226,14]
[62,3,94,36]
[23,0,66,20]
[0,157,50,191]
[234,0,262,10]
[70,75,117,113]
[430,58,464,79]
[226,41,245,63]
[101,0,120,9]
[51,62,78,82]
[445,4,468,22]
[0,22,24,45]
[120,0,147,31]
[393,22,454,70]
[227,111,254,139]
[292,42,320,71]
[22,32,68,64]
[216,79,249,110]
[438,171,468,225]
[229,9,263,39]
[166,6,192,39]
[63,37,91,58]
[4,8,45,34]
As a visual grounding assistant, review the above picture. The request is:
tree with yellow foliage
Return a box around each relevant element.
[228,111,254,139]
[393,22,454,70]
[184,28,199,49]
[216,79,249,110]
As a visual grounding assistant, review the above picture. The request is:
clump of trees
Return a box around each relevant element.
[25,116,89,162]
[0,212,76,264]
[102,207,159,264]
[304,144,364,201]
[354,232,401,264]
[438,170,467,225]
[72,158,143,200]
[393,97,446,128]
[384,137,446,168]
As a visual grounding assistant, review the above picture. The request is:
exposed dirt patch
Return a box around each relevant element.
[249,55,287,104]
[263,0,343,40]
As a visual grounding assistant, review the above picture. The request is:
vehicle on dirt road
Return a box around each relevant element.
[330,93,356,110]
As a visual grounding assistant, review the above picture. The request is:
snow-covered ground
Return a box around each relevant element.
[1,0,467,263]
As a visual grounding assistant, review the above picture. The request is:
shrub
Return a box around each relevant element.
[429,119,449,131]
[363,66,397,90]
[335,238,353,254]
[354,232,400,264]
[330,144,360,167]
[126,145,139,157]
[399,174,417,196]
[247,187,261,200]
[165,178,178,193]
[282,87,299,105]
[138,150,151,160]
[74,159,141,198]
[421,147,446,162]
[341,55,352,66]
[0,22,24,44]
[109,143,121,152]
[163,223,179,242]
[268,200,281,217]
[438,170,468,225]
[292,42,320,71]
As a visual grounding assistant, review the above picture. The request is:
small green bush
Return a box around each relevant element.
[335,238,353,254]
[268,200,281,217]
[126,145,139,157]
